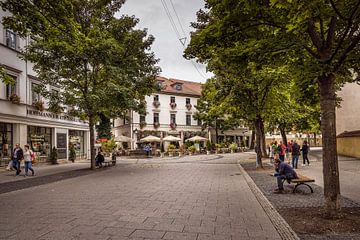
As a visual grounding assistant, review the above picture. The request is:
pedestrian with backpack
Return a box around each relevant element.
[23,144,35,176]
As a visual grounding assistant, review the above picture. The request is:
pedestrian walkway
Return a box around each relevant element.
[0,153,283,239]
[298,148,360,204]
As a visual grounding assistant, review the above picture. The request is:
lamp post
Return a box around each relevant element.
[133,128,138,150]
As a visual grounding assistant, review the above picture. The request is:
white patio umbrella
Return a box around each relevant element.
[186,136,208,142]
[162,135,182,142]
[139,135,161,142]
[115,135,132,142]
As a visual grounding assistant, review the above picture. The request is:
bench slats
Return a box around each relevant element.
[292,174,315,183]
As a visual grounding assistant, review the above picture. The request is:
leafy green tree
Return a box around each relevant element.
[186,0,360,214]
[194,78,239,144]
[96,113,112,140]
[1,0,160,170]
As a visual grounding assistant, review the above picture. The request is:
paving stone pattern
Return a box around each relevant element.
[241,162,360,240]
[0,156,281,240]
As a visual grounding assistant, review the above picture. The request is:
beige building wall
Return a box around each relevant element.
[336,82,360,158]
[336,82,360,134]
[337,137,360,158]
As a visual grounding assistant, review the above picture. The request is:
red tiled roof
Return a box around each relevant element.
[156,76,202,97]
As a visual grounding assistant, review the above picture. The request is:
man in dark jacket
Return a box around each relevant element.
[291,141,301,169]
[95,151,105,168]
[12,143,24,176]
[301,140,310,166]
[273,158,298,193]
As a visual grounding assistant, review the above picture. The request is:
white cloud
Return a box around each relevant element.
[117,0,213,83]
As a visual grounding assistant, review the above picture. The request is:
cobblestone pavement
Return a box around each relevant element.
[0,153,282,240]
[241,157,360,240]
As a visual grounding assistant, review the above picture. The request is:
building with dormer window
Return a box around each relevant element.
[113,76,251,149]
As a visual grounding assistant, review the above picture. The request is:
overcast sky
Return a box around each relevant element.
[117,0,212,83]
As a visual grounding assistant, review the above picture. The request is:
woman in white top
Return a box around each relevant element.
[23,144,35,176]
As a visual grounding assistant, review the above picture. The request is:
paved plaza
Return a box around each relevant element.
[0,153,282,240]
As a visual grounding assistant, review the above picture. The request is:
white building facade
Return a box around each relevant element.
[0,10,90,167]
[113,77,251,149]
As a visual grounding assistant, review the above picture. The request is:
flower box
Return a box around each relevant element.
[9,93,20,104]
[170,102,177,109]
[186,103,192,110]
[33,100,45,111]
[153,101,160,108]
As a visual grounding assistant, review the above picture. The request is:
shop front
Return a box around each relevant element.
[69,130,85,159]
[27,126,52,162]
[0,123,13,167]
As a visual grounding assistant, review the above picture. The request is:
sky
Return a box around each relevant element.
[117,0,212,83]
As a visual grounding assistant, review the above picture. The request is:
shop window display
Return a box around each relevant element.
[69,130,85,158]
[0,123,13,167]
[28,126,52,162]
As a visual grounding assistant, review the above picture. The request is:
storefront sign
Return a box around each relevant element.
[31,134,45,142]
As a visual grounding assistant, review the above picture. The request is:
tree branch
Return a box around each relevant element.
[333,33,360,72]
[329,0,346,20]
[307,19,322,51]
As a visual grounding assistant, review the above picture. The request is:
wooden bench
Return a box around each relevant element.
[102,159,116,167]
[287,174,315,193]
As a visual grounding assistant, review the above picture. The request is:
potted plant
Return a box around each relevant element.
[206,140,212,155]
[154,122,160,129]
[153,101,160,108]
[167,144,176,157]
[229,143,238,153]
[50,146,58,164]
[69,143,76,162]
[188,145,196,155]
[185,103,192,110]
[140,121,147,129]
[9,93,20,104]
[169,122,177,130]
[33,100,45,111]
[215,144,221,154]
[170,102,177,109]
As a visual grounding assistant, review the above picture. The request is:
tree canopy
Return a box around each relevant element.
[185,0,360,214]
[1,0,160,169]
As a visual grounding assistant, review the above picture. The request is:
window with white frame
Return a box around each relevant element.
[5,29,17,49]
[31,82,41,103]
[170,113,176,124]
[153,112,159,123]
[186,115,191,126]
[170,96,176,103]
[186,98,191,104]
[5,75,18,99]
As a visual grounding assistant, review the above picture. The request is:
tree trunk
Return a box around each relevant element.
[259,118,267,157]
[89,115,96,170]
[215,123,219,144]
[318,73,340,215]
[254,116,263,168]
[280,126,287,146]
[250,128,255,149]
[314,132,317,147]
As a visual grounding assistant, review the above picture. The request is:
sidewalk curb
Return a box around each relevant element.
[237,160,300,240]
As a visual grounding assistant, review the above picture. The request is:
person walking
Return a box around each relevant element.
[301,140,310,166]
[23,144,35,176]
[278,141,287,162]
[291,141,300,169]
[12,143,23,176]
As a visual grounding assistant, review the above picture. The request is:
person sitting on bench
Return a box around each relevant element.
[95,151,105,168]
[273,158,298,194]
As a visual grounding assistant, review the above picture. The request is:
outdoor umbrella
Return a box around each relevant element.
[186,136,208,142]
[162,135,182,142]
[115,135,132,142]
[139,135,161,142]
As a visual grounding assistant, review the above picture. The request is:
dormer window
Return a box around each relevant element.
[174,84,182,91]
